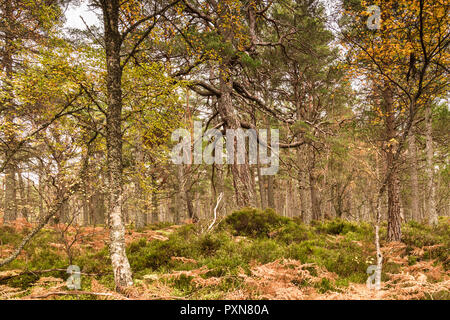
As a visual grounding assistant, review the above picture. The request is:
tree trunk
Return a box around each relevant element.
[4,164,17,223]
[150,175,159,224]
[102,0,133,290]
[309,170,321,221]
[408,130,420,221]
[17,171,28,220]
[215,6,256,208]
[82,176,90,226]
[384,87,402,242]
[90,191,106,225]
[257,167,266,209]
[184,165,197,222]
[174,164,185,224]
[425,105,438,225]
[308,146,321,221]
[2,0,17,224]
[298,155,311,224]
[266,175,275,209]
[217,68,256,207]
[134,134,147,230]
[38,166,44,220]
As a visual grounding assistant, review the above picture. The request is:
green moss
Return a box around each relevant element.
[274,221,312,244]
[171,274,196,295]
[243,239,286,264]
[315,278,340,293]
[315,219,372,238]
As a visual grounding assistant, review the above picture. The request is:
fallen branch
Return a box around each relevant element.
[208,193,223,232]
[145,294,187,300]
[0,183,80,268]
[0,136,96,268]
[25,291,118,300]
[0,269,103,282]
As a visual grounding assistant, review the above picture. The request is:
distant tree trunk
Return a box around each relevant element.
[134,134,147,230]
[308,146,321,221]
[384,87,402,242]
[82,194,90,226]
[294,86,311,222]
[211,160,226,219]
[425,105,438,225]
[408,130,420,221]
[90,191,106,225]
[150,175,159,224]
[298,158,311,223]
[265,120,274,210]
[267,175,275,209]
[252,109,270,209]
[82,175,90,226]
[4,164,17,223]
[26,176,31,220]
[134,180,147,229]
[17,172,28,220]
[184,165,197,222]
[101,0,133,290]
[309,170,321,221]
[2,0,17,224]
[174,165,185,224]
[257,167,266,209]
[38,166,44,220]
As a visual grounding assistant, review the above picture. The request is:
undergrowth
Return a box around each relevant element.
[0,210,448,300]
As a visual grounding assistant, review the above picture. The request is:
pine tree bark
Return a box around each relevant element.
[309,170,321,221]
[217,66,256,208]
[134,133,147,230]
[425,105,438,225]
[408,130,420,221]
[174,164,185,224]
[213,3,256,208]
[2,0,17,223]
[184,164,197,222]
[17,171,28,220]
[267,175,275,209]
[4,164,17,222]
[384,87,402,242]
[298,149,311,223]
[150,175,159,224]
[308,146,321,221]
[38,165,44,220]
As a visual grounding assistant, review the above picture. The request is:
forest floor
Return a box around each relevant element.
[0,209,449,300]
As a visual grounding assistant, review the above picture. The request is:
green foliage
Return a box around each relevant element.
[127,225,199,273]
[170,274,196,295]
[402,219,450,268]
[74,247,111,274]
[243,239,286,264]
[315,219,367,236]
[1,215,448,299]
[273,221,312,244]
[222,208,290,238]
[315,278,340,294]
[0,226,23,244]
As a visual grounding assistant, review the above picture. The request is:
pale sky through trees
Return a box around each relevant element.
[64,2,99,30]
